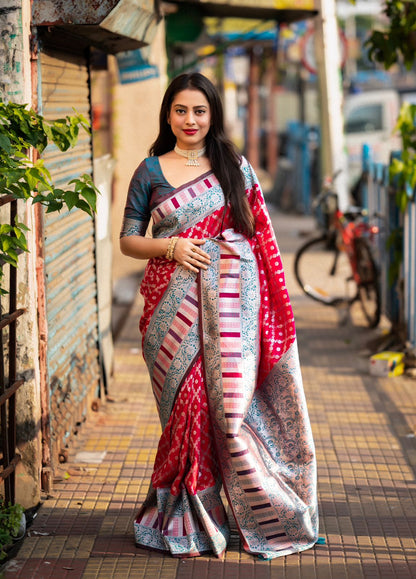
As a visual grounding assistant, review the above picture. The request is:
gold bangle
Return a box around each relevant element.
[170,237,179,260]
[165,236,178,261]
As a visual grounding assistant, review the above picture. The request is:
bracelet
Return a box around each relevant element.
[165,236,179,261]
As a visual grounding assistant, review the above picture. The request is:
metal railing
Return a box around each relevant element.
[362,148,415,344]
[0,195,26,505]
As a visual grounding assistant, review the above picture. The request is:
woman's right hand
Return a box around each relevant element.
[173,238,211,273]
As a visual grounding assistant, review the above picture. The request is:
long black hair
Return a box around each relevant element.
[150,73,255,237]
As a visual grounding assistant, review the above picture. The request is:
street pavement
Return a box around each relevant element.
[3,208,416,578]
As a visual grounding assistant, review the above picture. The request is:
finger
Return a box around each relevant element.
[191,247,211,260]
[185,261,199,273]
[189,256,208,270]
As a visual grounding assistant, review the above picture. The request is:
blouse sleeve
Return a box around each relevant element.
[120,159,152,238]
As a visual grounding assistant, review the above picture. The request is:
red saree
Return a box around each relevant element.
[121,156,318,559]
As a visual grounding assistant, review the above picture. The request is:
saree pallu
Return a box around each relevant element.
[133,159,318,559]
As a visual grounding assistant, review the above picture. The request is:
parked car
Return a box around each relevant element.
[344,89,416,187]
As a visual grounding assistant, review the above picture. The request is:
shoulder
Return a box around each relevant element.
[130,157,159,183]
[134,156,158,174]
[128,158,156,198]
[239,155,258,188]
[239,155,250,169]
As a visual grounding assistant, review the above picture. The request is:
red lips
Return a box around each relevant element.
[183,130,198,135]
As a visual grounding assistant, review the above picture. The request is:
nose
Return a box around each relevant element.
[185,111,196,125]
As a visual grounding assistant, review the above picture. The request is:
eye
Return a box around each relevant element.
[195,109,206,115]
[174,108,186,114]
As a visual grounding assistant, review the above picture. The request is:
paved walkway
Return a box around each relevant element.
[3,210,416,578]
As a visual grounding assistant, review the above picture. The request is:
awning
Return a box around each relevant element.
[163,0,317,22]
[32,0,162,54]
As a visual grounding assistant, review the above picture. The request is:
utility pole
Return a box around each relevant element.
[314,0,349,209]
[247,46,260,170]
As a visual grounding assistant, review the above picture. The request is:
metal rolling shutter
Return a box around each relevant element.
[40,49,101,463]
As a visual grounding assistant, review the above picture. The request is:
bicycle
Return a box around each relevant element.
[294,175,381,328]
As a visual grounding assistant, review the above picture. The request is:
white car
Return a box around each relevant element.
[344,89,404,187]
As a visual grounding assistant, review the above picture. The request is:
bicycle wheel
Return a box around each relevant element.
[354,238,381,328]
[294,235,357,305]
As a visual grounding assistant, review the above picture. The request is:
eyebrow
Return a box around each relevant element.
[173,103,208,109]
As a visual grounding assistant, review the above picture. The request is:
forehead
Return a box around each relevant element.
[171,89,209,108]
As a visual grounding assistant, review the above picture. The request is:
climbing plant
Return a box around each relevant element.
[0,100,99,294]
[365,2,416,292]
[389,102,416,212]
[365,0,416,70]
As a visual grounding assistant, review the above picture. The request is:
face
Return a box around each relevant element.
[168,88,211,150]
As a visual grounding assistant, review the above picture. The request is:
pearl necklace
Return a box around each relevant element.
[174,144,206,166]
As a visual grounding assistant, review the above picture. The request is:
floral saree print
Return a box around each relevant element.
[120,156,318,559]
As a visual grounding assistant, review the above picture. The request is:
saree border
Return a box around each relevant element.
[151,174,225,238]
[143,266,201,428]
[134,482,230,558]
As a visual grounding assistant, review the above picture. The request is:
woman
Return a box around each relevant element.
[120,72,318,560]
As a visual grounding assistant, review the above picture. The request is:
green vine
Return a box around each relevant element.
[385,103,416,288]
[0,100,99,295]
[365,2,416,300]
[389,102,416,211]
[365,0,416,70]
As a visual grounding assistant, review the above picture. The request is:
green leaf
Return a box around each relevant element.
[12,235,28,252]
[80,187,97,213]
[45,200,64,213]
[0,224,13,235]
[0,133,11,153]
[1,253,18,267]
[0,236,11,252]
[51,188,65,200]
[0,168,26,185]
[63,190,79,211]
[74,198,93,217]
[36,180,53,193]
[14,220,30,232]
[25,167,43,190]
[5,247,18,262]
[389,158,404,177]
[397,189,409,212]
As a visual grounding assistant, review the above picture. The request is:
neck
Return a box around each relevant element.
[175,143,205,152]
[174,143,206,166]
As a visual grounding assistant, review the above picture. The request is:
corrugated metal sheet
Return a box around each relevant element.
[39,49,101,463]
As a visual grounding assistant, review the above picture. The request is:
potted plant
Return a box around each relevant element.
[0,501,25,560]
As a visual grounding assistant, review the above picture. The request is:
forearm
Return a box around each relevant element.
[119,235,170,260]
[120,235,211,272]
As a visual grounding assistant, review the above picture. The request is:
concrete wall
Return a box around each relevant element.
[0,0,43,508]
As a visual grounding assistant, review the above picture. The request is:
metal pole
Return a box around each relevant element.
[314,0,349,210]
[265,49,278,179]
[247,47,260,170]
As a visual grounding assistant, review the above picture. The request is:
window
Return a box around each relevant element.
[345,104,383,134]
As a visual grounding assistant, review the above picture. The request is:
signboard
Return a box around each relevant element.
[203,0,315,7]
[116,49,159,84]
[301,26,347,74]
[275,0,315,6]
